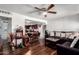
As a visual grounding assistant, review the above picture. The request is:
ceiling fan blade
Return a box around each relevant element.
[48,11,56,14]
[34,7,46,11]
[34,7,42,10]
[47,4,55,11]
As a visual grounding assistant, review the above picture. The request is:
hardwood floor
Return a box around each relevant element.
[0,40,57,55]
[0,47,30,55]
[30,41,57,55]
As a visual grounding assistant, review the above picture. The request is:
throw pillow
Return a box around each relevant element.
[70,36,79,48]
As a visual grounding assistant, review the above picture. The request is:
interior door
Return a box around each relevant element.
[0,16,12,40]
[1,20,9,40]
[0,16,12,54]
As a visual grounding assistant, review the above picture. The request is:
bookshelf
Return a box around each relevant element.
[25,24,40,44]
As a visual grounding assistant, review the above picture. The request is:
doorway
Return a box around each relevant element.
[25,20,46,54]
[0,16,12,39]
[0,16,12,54]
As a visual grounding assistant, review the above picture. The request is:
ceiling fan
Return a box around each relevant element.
[27,4,56,17]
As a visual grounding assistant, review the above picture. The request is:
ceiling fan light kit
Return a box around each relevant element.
[42,12,48,17]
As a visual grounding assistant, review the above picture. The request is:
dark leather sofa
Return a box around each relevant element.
[56,40,79,55]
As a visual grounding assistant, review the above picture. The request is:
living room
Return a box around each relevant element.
[0,4,79,55]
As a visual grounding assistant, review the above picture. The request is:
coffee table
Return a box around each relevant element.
[45,38,60,48]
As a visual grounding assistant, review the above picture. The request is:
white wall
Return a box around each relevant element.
[12,13,25,34]
[47,14,79,31]
[38,24,46,46]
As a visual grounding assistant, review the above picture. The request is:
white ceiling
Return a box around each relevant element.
[0,4,79,20]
